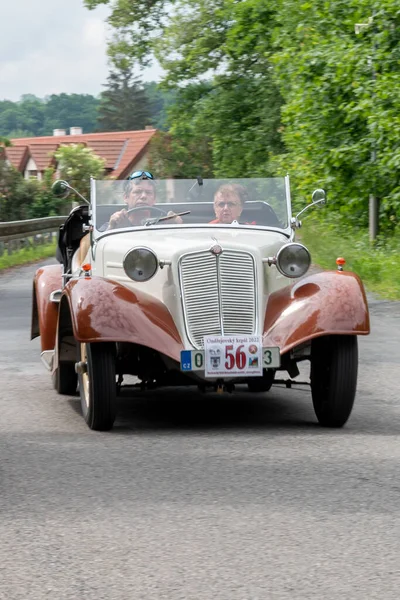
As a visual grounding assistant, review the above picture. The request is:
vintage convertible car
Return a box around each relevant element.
[31,176,370,431]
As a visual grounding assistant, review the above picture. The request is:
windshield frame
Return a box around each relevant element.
[90,175,293,239]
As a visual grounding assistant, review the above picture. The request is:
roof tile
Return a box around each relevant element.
[5,145,28,170]
[29,144,59,170]
[10,129,157,178]
[87,139,126,169]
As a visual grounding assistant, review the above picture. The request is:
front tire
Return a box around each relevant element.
[52,362,77,395]
[78,342,117,431]
[247,370,275,393]
[310,335,358,428]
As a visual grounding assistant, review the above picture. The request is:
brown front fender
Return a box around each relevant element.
[263,270,370,355]
[61,277,184,362]
[31,265,62,351]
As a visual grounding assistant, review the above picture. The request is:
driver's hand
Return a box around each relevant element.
[107,209,131,230]
[167,211,183,224]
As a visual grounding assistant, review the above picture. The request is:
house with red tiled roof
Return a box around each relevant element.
[5,127,157,180]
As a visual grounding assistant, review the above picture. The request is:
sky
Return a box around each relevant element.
[0,0,163,102]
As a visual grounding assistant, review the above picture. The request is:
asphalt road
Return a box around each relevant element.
[1,261,400,600]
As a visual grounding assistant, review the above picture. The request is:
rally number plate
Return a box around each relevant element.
[180,335,280,377]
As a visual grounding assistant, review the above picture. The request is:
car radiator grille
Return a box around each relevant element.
[179,250,257,348]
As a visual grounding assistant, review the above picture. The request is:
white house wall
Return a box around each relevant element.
[24,157,42,180]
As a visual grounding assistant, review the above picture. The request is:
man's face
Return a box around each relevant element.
[125,180,156,209]
[214,191,243,224]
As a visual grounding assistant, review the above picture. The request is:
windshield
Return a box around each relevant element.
[93,177,290,234]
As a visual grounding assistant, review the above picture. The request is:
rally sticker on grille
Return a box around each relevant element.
[180,336,280,376]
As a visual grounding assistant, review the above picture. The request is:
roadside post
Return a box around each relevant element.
[355,13,378,242]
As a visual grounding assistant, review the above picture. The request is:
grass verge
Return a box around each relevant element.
[300,217,400,300]
[0,241,57,271]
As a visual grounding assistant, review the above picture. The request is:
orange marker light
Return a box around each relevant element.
[336,257,346,271]
[82,263,92,272]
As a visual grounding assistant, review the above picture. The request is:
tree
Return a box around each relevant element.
[97,63,151,131]
[85,0,285,176]
[0,96,45,138]
[54,144,106,198]
[143,82,177,131]
[0,94,100,138]
[0,160,70,221]
[84,0,168,67]
[0,136,11,148]
[0,162,38,221]
[148,76,284,178]
[148,130,214,178]
[43,94,100,135]
[85,0,400,235]
[27,168,67,218]
[5,130,34,139]
[271,0,400,230]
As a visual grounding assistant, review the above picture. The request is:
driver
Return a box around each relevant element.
[104,171,182,230]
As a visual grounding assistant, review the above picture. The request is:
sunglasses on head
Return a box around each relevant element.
[128,170,154,180]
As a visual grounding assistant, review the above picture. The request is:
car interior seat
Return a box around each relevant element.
[56,205,90,274]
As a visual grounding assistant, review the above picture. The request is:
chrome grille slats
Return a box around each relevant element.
[179,250,257,348]
[219,252,256,334]
[180,253,221,346]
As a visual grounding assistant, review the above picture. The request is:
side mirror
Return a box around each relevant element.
[291,188,327,229]
[52,180,71,199]
[311,188,326,206]
[52,179,89,205]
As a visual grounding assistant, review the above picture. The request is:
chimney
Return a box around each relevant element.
[53,129,66,136]
[70,127,83,136]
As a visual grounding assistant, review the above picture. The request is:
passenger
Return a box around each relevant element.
[209,183,252,224]
[104,171,182,230]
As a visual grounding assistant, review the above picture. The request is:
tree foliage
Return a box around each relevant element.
[0,87,175,138]
[271,0,400,231]
[54,144,106,198]
[150,75,284,178]
[27,168,66,218]
[85,0,285,176]
[0,94,100,138]
[0,136,11,148]
[85,0,400,234]
[44,94,101,134]
[148,129,214,178]
[0,161,68,221]
[142,82,177,130]
[0,161,29,221]
[97,63,151,131]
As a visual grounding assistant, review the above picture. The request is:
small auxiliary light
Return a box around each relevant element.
[82,263,92,277]
[336,257,346,272]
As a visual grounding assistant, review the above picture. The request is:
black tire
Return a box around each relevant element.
[52,362,77,395]
[247,370,275,393]
[78,342,117,431]
[310,335,358,428]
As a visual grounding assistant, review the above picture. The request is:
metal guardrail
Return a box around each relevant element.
[0,216,67,256]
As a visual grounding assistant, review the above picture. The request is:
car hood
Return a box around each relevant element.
[92,226,292,348]
[96,226,290,266]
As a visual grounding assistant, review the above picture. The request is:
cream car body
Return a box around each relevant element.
[32,176,370,431]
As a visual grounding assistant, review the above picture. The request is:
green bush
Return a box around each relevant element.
[0,241,57,271]
[300,215,400,300]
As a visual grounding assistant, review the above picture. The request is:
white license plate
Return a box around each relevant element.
[180,335,280,377]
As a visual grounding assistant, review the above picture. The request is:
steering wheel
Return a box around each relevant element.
[126,206,167,217]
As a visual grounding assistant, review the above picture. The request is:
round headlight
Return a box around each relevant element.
[123,247,158,282]
[276,243,311,278]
